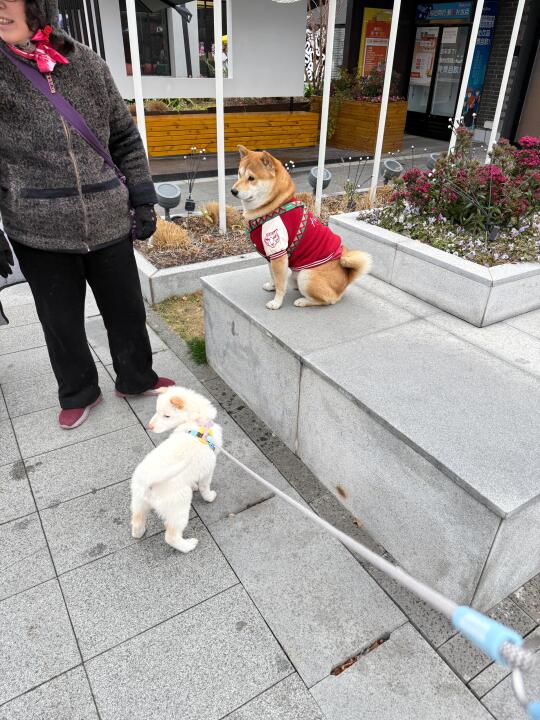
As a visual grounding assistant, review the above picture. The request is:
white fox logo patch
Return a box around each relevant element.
[264,228,281,248]
[261,216,289,257]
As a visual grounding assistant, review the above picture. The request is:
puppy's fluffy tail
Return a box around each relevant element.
[340,248,372,283]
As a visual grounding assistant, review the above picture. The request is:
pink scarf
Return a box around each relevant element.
[9,26,69,74]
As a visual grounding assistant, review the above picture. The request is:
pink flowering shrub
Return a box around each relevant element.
[363,131,540,266]
[390,130,540,232]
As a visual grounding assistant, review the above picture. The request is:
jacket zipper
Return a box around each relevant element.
[47,73,90,251]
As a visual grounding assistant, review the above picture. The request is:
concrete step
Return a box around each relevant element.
[202,265,540,609]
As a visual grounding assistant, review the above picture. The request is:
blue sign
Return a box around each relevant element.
[416,3,473,23]
[463,0,498,127]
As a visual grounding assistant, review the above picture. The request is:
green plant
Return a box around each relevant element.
[362,131,540,266]
[186,337,207,365]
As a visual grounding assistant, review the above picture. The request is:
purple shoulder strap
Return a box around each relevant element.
[0,45,125,184]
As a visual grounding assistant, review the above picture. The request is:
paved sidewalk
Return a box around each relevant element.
[0,281,538,719]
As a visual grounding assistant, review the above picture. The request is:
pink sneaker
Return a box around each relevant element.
[58,396,102,430]
[115,377,175,399]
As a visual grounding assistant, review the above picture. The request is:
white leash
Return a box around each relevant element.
[220,447,540,718]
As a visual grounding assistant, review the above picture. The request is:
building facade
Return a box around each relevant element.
[342,0,539,142]
[57,0,307,99]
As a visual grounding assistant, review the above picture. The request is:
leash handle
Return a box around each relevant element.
[453,607,524,665]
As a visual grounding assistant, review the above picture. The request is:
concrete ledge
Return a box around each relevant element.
[135,250,264,304]
[202,266,540,609]
[329,214,540,326]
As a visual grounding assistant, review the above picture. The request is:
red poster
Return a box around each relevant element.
[362,16,391,74]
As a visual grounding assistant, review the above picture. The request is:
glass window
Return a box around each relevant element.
[120,0,171,77]
[197,1,228,78]
[407,26,439,113]
[430,25,469,117]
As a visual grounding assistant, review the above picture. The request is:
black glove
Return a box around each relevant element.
[133,204,157,240]
[0,230,14,279]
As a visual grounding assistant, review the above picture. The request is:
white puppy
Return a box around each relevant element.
[130,386,222,553]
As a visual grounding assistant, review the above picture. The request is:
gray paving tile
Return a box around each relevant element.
[61,520,237,659]
[86,316,165,365]
[86,586,292,720]
[311,624,493,720]
[428,312,540,377]
[0,420,20,467]
[305,320,540,515]
[0,393,7,421]
[26,424,153,509]
[40,480,163,574]
[362,561,456,648]
[193,413,293,525]
[0,580,80,705]
[204,265,415,355]
[12,393,137,458]
[225,675,324,719]
[0,462,35,525]
[512,574,540,623]
[211,494,405,687]
[0,283,34,308]
[0,303,39,328]
[3,365,112,419]
[0,346,57,385]
[310,492,386,558]
[0,513,54,601]
[506,308,540,339]
[482,629,540,719]
[438,598,536,682]
[204,375,246,414]
[0,345,98,386]
[0,324,45,356]
[228,405,327,505]
[0,667,97,720]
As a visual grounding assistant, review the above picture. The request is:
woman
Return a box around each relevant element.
[0,0,174,428]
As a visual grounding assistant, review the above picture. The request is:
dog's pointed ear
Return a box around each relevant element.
[170,396,185,409]
[261,152,276,175]
[237,145,250,158]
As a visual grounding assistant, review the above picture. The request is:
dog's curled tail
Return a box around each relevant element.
[339,248,372,283]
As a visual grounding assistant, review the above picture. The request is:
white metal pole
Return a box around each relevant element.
[485,0,526,160]
[369,0,401,204]
[213,0,227,234]
[448,0,485,153]
[125,0,148,156]
[315,0,337,216]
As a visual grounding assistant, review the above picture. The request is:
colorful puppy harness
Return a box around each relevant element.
[186,420,217,452]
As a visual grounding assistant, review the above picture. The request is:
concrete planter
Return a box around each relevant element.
[330,213,540,327]
[135,249,264,304]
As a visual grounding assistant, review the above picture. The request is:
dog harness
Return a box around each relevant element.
[247,200,343,271]
[186,420,217,452]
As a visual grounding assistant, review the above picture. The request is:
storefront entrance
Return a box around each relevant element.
[405,1,498,140]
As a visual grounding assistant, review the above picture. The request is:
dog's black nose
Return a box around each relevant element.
[231,187,239,197]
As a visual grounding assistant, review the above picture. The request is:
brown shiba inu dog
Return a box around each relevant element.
[231,145,371,310]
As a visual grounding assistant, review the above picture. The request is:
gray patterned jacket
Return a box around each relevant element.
[0,0,156,254]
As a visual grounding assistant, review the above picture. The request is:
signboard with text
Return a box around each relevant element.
[409,27,439,86]
[416,2,473,24]
[358,8,393,76]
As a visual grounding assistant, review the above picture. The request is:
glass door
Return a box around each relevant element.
[430,26,470,117]
[408,26,440,113]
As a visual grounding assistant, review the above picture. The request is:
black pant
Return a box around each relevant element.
[12,238,158,409]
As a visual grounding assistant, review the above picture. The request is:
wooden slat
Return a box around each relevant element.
[145,111,320,157]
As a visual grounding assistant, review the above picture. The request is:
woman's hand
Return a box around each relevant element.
[133,205,157,240]
[0,230,14,279]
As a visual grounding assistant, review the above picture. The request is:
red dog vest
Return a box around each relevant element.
[247,201,343,271]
